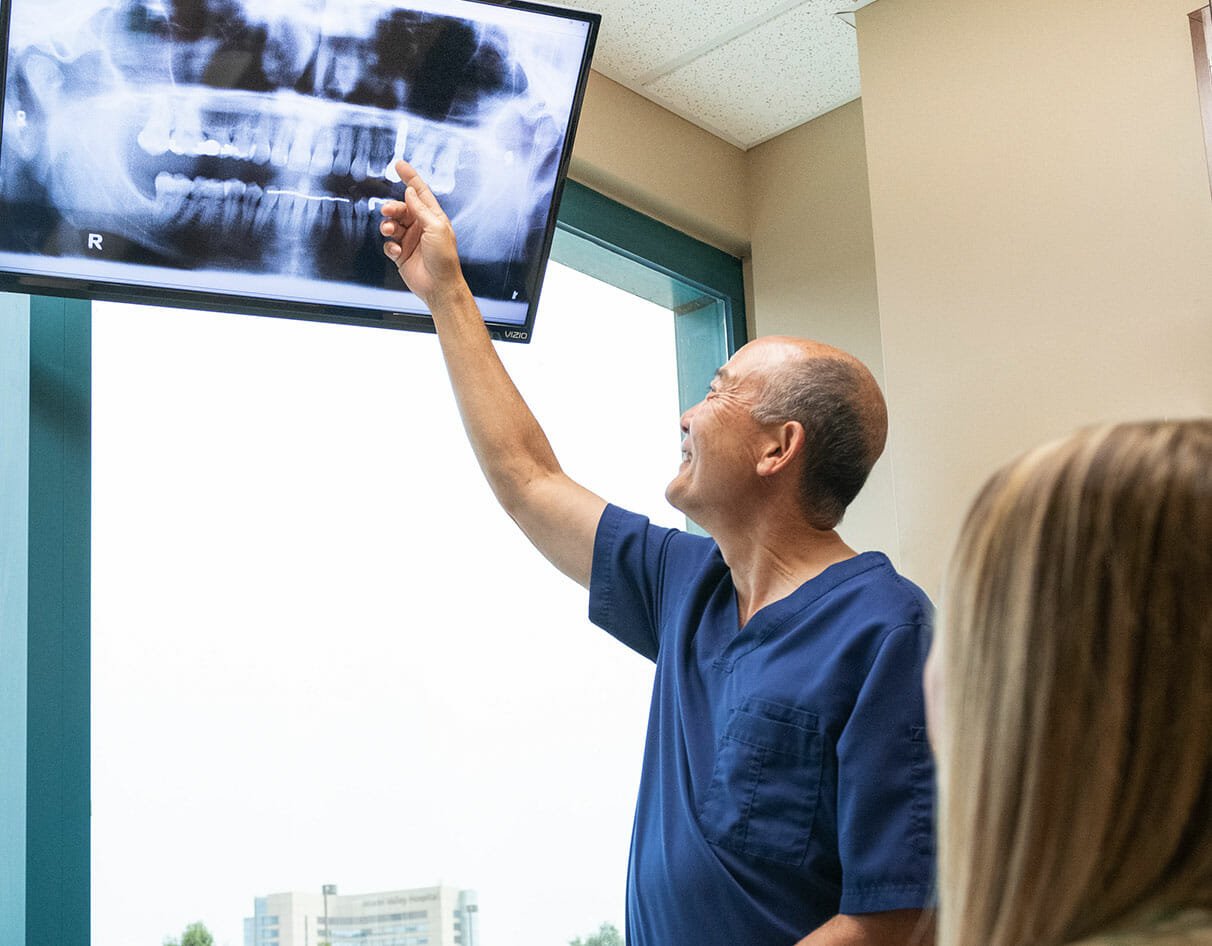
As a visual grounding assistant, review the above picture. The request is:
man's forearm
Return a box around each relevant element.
[793,910,934,946]
[426,282,606,585]
[379,166,606,586]
[427,280,563,512]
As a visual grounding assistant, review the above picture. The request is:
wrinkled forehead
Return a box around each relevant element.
[723,337,807,381]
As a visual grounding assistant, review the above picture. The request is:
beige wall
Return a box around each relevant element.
[569,72,750,257]
[572,4,1212,594]
[855,0,1212,595]
[747,100,897,559]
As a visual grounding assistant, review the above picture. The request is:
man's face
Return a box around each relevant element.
[665,340,792,523]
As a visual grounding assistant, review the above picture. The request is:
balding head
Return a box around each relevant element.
[746,336,888,529]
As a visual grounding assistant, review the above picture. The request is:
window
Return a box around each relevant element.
[89,262,671,946]
[1,185,745,946]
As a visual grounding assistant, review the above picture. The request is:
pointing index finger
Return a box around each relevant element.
[394,159,445,214]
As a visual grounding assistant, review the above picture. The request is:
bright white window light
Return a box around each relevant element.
[91,261,683,946]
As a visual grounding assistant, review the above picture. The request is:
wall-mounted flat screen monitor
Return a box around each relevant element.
[0,0,599,341]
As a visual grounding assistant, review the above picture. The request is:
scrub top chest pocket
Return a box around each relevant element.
[697,697,825,865]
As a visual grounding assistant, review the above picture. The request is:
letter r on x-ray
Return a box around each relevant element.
[88,233,103,251]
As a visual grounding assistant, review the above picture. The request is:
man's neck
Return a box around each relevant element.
[716,519,858,629]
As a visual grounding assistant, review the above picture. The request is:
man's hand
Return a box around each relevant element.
[379,159,467,310]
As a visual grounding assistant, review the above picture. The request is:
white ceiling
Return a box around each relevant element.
[573,0,876,150]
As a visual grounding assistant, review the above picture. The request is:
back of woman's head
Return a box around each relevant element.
[936,419,1212,946]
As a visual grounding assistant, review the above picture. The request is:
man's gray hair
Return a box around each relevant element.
[751,357,886,530]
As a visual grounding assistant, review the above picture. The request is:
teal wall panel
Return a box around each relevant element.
[25,295,91,946]
[1,296,31,946]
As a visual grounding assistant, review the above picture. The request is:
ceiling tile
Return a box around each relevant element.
[583,0,802,79]
[640,3,860,148]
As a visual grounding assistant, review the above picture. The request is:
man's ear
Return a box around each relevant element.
[755,421,805,477]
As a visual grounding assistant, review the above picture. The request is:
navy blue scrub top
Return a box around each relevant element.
[589,505,936,946]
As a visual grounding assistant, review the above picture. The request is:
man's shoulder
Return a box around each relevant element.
[598,503,721,568]
[824,550,934,628]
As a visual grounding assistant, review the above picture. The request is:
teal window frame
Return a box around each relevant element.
[0,184,744,945]
[552,180,747,414]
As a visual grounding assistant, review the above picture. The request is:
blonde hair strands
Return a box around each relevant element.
[937,420,1212,946]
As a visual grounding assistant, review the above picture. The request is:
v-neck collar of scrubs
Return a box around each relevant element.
[713,550,890,672]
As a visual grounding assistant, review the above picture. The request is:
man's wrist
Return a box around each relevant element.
[425,278,476,318]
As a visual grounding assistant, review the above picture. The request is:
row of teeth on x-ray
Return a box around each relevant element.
[135,95,461,190]
[153,171,387,240]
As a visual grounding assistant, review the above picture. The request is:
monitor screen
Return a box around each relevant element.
[0,0,599,341]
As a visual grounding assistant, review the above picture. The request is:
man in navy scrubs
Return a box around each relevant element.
[379,162,935,946]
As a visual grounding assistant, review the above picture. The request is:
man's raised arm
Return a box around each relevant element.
[378,159,606,588]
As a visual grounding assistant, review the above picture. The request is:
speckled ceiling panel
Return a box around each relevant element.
[640,2,861,148]
[574,0,868,150]
[583,0,799,78]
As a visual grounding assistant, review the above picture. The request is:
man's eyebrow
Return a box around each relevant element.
[713,368,729,385]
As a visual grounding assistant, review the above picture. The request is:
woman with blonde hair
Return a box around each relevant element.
[928,419,1212,946]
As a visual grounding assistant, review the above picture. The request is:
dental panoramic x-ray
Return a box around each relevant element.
[0,0,598,340]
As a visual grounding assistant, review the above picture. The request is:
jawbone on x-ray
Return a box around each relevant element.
[0,0,588,311]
